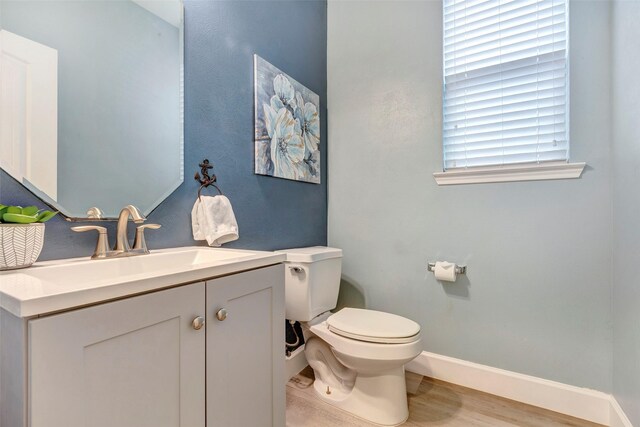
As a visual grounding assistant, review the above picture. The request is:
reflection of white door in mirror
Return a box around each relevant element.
[0,30,58,202]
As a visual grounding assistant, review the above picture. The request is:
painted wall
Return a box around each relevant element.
[327,0,613,391]
[0,0,328,259]
[611,0,640,422]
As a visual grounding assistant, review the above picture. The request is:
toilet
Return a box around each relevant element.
[278,246,422,426]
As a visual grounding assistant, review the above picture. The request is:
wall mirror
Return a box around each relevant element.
[0,0,184,219]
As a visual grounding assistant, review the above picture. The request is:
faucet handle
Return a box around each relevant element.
[71,226,111,259]
[133,224,161,253]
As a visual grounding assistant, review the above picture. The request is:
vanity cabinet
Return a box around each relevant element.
[29,283,207,427]
[2,264,284,427]
[206,266,285,427]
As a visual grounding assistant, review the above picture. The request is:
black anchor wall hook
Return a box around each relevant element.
[195,159,223,199]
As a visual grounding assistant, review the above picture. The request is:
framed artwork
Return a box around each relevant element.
[254,55,320,184]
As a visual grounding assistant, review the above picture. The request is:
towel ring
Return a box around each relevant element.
[195,158,223,200]
[198,182,223,200]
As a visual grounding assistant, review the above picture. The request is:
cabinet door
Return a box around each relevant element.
[206,265,285,427]
[29,283,206,427]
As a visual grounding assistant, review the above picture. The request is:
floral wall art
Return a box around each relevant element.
[254,55,320,184]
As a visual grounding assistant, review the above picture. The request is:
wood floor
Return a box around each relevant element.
[286,367,605,427]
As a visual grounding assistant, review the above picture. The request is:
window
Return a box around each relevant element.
[436,0,584,184]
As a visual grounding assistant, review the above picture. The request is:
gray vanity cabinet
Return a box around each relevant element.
[206,264,285,427]
[3,264,285,427]
[29,283,207,427]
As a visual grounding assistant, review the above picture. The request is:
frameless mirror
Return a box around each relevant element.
[0,0,183,219]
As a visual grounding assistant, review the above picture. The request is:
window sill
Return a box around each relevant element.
[432,162,586,185]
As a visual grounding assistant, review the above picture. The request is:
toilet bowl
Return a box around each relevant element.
[304,308,422,426]
[278,247,422,426]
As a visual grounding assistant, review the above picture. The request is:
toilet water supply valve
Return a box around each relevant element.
[286,320,300,347]
[285,319,303,356]
[285,266,304,356]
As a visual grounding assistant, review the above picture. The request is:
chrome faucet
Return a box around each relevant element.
[72,205,161,259]
[114,205,146,253]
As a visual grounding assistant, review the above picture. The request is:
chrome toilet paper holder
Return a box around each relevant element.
[427,262,466,275]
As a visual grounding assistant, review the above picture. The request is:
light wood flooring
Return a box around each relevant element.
[286,367,605,427]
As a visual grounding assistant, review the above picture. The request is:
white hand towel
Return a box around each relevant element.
[191,201,205,241]
[191,195,239,246]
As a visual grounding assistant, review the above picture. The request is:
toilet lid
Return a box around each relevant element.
[327,308,421,344]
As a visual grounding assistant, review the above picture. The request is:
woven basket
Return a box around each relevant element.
[0,223,45,271]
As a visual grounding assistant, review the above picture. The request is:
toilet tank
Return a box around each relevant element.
[276,247,343,322]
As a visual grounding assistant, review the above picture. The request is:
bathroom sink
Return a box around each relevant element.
[0,246,285,317]
[27,247,255,278]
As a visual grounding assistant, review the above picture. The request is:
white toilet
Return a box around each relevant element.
[278,246,422,426]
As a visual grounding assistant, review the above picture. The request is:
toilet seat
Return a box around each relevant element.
[310,320,422,362]
[327,308,421,344]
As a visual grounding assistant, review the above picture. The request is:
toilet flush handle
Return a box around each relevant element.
[290,266,303,273]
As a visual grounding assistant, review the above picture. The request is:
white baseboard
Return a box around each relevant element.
[286,345,308,381]
[610,397,634,427]
[292,347,633,426]
[405,351,618,426]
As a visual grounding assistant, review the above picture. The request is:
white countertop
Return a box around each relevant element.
[0,246,285,318]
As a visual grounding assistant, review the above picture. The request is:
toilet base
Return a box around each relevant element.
[311,366,409,426]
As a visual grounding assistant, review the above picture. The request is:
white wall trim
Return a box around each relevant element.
[405,351,613,425]
[433,161,586,185]
[610,397,634,427]
[292,348,633,425]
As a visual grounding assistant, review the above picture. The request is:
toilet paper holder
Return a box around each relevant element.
[427,262,466,275]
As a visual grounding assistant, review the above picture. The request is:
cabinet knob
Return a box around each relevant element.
[192,316,205,330]
[216,308,228,321]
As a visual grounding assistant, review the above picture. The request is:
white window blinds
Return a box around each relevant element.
[443,0,569,170]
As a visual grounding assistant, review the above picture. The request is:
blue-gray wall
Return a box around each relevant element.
[0,0,328,259]
[328,0,613,392]
[612,0,640,423]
